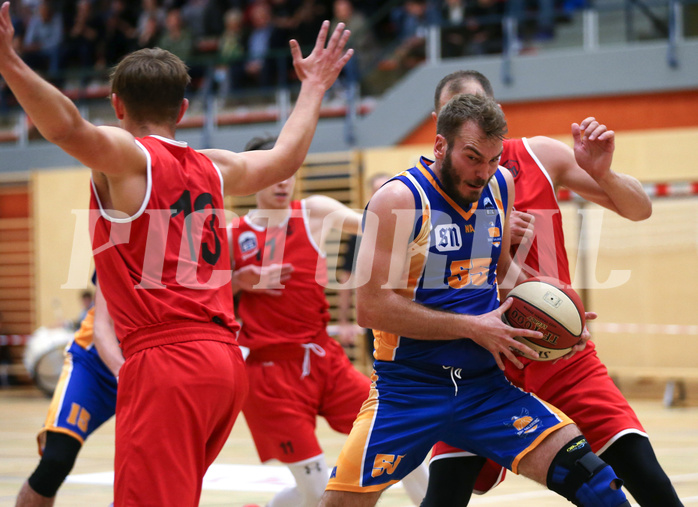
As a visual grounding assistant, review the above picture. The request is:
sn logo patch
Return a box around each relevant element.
[434,224,462,252]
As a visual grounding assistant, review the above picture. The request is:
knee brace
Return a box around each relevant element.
[547,436,630,507]
[28,432,81,498]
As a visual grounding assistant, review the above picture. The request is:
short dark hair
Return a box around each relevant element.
[434,70,495,113]
[437,94,507,145]
[244,135,277,151]
[110,48,191,126]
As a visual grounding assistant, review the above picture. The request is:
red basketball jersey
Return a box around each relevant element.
[501,138,572,285]
[90,135,238,356]
[229,200,330,349]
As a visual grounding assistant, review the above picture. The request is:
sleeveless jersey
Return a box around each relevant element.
[373,157,509,373]
[500,138,571,284]
[229,200,330,349]
[90,135,238,355]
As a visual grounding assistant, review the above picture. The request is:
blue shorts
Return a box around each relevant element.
[327,360,573,493]
[38,340,117,452]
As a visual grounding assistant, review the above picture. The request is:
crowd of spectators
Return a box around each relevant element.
[0,0,579,108]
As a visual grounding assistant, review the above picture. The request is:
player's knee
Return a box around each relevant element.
[547,436,630,507]
[27,433,81,498]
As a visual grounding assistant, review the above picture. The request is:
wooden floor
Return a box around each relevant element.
[1,385,697,507]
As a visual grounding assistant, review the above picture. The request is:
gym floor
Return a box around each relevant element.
[1,386,697,506]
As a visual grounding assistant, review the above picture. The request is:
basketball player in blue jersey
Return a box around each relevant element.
[15,283,119,507]
[319,94,631,507]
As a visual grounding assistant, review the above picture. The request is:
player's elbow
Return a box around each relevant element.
[356,299,380,329]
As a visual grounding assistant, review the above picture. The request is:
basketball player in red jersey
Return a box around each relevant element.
[0,6,353,504]
[421,71,682,506]
[228,137,428,507]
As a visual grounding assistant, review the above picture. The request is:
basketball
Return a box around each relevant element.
[503,277,586,361]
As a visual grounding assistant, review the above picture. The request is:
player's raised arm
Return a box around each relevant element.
[530,118,651,221]
[204,21,353,196]
[0,2,145,176]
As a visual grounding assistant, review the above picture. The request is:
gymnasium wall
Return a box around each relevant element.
[31,168,92,329]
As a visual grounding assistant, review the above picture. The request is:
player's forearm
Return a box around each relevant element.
[272,80,326,177]
[0,51,86,146]
[597,171,652,221]
[357,289,477,341]
[93,322,124,378]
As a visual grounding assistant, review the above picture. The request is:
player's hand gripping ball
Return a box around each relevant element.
[503,277,585,361]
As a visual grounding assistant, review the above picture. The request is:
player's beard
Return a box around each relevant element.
[440,147,491,208]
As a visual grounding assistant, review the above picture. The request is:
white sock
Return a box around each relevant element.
[401,462,429,506]
[267,455,328,507]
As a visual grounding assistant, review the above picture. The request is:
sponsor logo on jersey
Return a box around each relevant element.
[487,221,502,247]
[330,466,337,479]
[483,195,497,215]
[238,231,258,258]
[434,224,462,252]
[506,408,541,436]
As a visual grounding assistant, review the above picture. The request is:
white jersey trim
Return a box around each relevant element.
[301,199,326,258]
[90,139,152,223]
[521,137,557,202]
[243,211,291,232]
[147,134,188,148]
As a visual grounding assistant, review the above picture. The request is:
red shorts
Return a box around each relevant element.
[431,341,646,491]
[243,330,370,464]
[114,339,248,507]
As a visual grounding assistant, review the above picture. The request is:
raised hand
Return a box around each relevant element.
[289,20,353,92]
[468,298,543,371]
[510,209,535,245]
[0,2,16,62]
[571,117,615,181]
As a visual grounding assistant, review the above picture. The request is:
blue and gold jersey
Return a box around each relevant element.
[373,157,509,373]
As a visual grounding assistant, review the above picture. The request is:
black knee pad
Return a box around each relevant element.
[547,436,630,507]
[28,432,82,498]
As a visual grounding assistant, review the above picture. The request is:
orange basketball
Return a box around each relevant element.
[503,277,585,361]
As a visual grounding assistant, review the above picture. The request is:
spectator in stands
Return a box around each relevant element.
[509,0,556,42]
[213,8,245,96]
[157,8,193,62]
[332,0,377,76]
[388,0,436,70]
[136,0,165,49]
[464,0,505,56]
[61,0,104,73]
[22,0,63,77]
[440,0,468,57]
[181,0,209,39]
[245,1,284,88]
[101,0,137,67]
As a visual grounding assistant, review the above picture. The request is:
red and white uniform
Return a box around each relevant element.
[230,200,370,464]
[431,137,646,491]
[91,135,247,506]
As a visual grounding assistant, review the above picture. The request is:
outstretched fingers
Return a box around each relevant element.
[312,19,331,53]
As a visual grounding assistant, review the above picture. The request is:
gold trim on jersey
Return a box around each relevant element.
[373,170,432,362]
[416,160,479,221]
